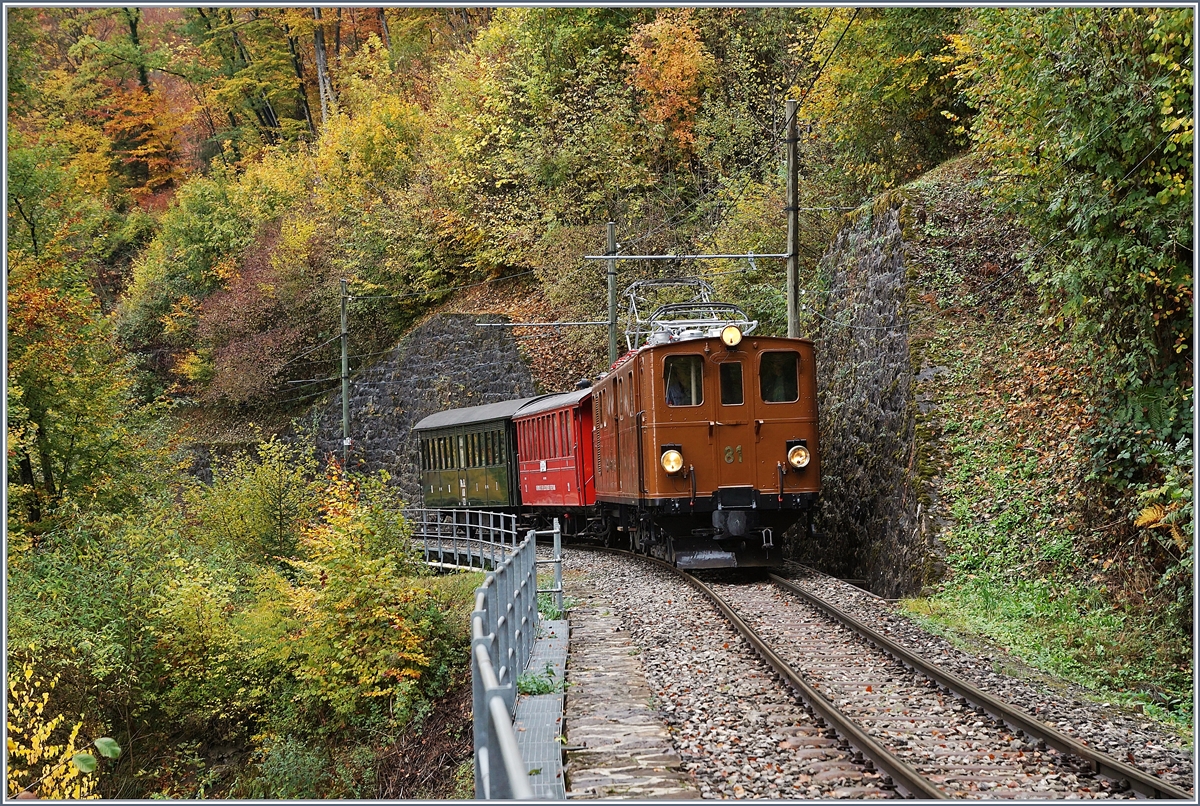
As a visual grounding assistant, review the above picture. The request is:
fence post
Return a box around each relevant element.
[553,517,563,614]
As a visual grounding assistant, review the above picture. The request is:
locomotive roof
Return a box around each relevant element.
[414,395,548,431]
[511,387,593,418]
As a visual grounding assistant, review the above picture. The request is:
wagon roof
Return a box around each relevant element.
[414,396,548,431]
[511,387,593,419]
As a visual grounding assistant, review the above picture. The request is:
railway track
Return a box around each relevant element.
[572,547,1192,799]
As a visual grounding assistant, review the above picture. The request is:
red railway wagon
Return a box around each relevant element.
[513,388,596,511]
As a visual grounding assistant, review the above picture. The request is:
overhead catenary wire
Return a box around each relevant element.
[695,8,864,256]
[275,384,342,407]
[274,270,539,370]
[346,270,537,301]
[275,9,1157,396]
[277,332,341,370]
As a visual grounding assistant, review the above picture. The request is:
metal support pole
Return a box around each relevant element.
[553,517,563,613]
[785,99,800,339]
[340,278,350,465]
[607,221,618,365]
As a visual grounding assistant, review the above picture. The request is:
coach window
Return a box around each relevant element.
[760,351,799,403]
[720,362,744,406]
[664,355,704,406]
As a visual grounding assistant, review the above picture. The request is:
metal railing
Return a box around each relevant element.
[535,520,564,615]
[409,508,521,570]
[410,509,565,799]
[472,528,538,799]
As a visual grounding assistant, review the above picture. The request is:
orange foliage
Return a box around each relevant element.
[100,85,189,199]
[625,9,712,154]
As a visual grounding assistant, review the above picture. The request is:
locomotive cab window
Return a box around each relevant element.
[664,355,704,406]
[760,351,799,403]
[720,362,744,406]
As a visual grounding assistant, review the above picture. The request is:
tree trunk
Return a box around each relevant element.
[223,9,280,141]
[122,7,151,92]
[333,7,342,57]
[285,27,317,137]
[377,8,391,52]
[34,423,57,503]
[312,7,336,125]
[18,450,41,524]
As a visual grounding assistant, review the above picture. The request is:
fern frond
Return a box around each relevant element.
[1135,504,1167,529]
[1169,524,1188,552]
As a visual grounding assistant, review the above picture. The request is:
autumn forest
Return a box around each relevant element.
[6,6,1193,798]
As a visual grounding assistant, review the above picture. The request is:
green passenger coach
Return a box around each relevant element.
[414,397,543,508]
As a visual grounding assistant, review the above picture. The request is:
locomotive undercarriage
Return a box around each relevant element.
[611,504,813,570]
[516,497,815,570]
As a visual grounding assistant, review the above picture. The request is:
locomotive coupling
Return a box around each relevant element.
[712,509,750,537]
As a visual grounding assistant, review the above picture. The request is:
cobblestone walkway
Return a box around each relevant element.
[563,577,700,799]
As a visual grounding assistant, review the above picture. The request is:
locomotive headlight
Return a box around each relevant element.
[661,449,685,474]
[720,325,743,348]
[787,444,811,469]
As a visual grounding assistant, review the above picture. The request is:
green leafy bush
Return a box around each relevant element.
[958,7,1193,483]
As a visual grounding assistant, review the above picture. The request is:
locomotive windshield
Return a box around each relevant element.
[720,362,744,405]
[665,355,704,406]
[760,352,799,402]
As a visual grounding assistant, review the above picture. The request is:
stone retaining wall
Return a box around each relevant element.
[787,201,933,599]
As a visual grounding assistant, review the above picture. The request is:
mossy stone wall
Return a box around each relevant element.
[787,203,936,598]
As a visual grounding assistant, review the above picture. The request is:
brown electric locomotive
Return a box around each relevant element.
[590,283,819,568]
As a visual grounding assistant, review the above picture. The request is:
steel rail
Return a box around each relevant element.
[770,574,1194,801]
[606,549,945,799]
